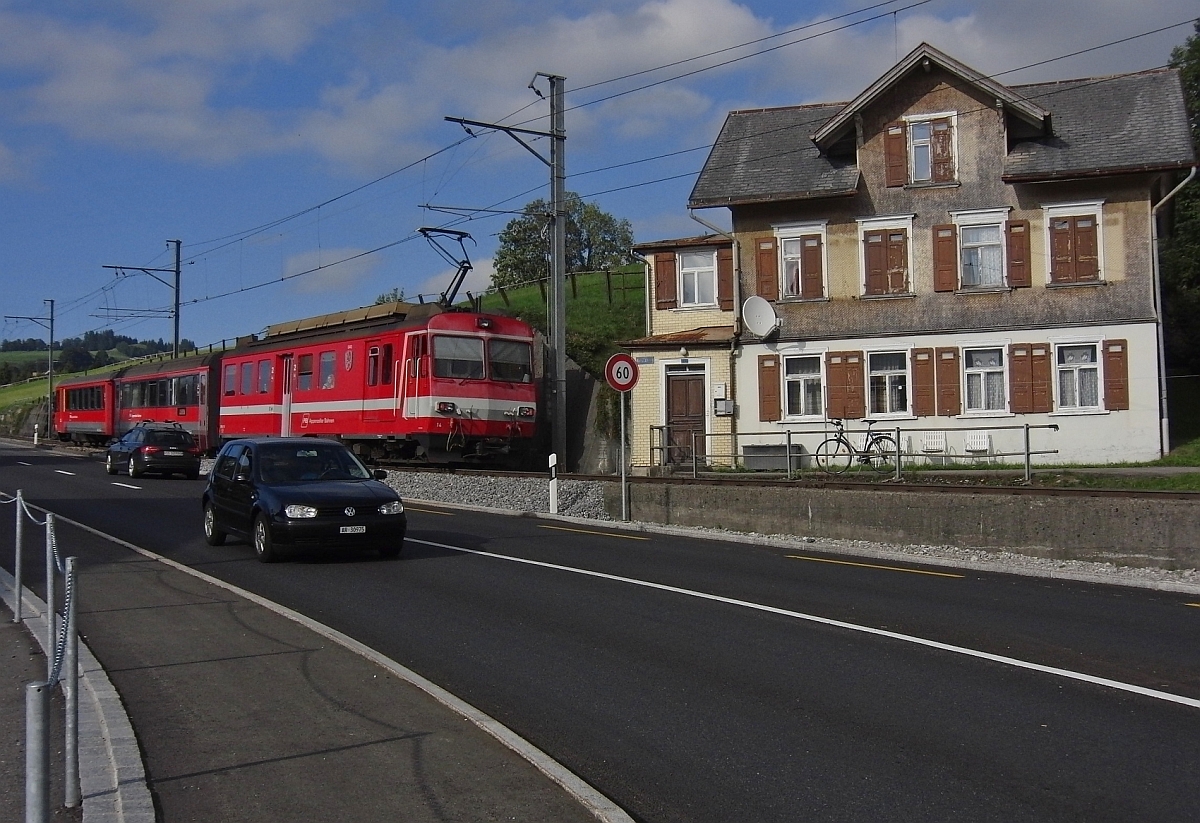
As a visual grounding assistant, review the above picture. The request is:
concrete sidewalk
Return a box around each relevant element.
[3,518,619,822]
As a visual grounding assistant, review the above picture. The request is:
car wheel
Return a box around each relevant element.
[203,502,226,546]
[378,543,402,560]
[104,454,117,475]
[128,456,143,478]
[253,514,280,563]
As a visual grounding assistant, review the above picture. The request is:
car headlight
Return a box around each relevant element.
[284,504,318,519]
[378,500,405,515]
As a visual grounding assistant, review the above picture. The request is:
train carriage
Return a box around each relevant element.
[114,353,222,452]
[217,302,538,463]
[55,372,121,445]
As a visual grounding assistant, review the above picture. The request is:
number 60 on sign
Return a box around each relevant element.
[604,353,639,392]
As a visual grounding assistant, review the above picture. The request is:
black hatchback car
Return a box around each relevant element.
[202,438,406,563]
[105,422,202,479]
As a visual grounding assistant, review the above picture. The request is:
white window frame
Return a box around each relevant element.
[773,221,828,301]
[678,248,717,308]
[1041,200,1105,285]
[781,350,825,419]
[856,215,915,297]
[951,208,1010,291]
[1052,340,1102,413]
[902,111,958,184]
[962,346,1008,414]
[865,348,912,418]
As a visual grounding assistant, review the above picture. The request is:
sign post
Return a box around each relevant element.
[604,354,640,522]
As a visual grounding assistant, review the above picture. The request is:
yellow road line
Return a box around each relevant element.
[539,525,650,541]
[786,554,964,578]
[1186,603,1200,609]
[404,506,454,516]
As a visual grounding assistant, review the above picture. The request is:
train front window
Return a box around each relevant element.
[433,336,484,380]
[490,340,532,382]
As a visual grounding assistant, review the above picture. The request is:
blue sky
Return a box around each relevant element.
[0,0,1195,349]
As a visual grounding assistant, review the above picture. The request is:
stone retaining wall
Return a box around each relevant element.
[603,480,1200,570]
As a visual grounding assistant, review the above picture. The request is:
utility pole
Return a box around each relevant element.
[4,300,55,435]
[444,71,569,464]
[99,239,184,357]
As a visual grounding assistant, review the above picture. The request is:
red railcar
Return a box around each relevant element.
[113,353,223,453]
[55,372,120,445]
[217,302,538,463]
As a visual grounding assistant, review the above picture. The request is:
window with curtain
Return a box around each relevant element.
[784,355,823,417]
[679,250,716,306]
[868,352,908,415]
[1057,344,1099,408]
[433,335,485,379]
[964,348,1005,411]
[960,225,1003,288]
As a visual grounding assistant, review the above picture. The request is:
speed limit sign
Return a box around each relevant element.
[605,352,640,392]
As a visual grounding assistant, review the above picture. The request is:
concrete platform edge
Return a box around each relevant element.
[1,566,155,823]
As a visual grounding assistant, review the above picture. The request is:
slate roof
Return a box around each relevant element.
[1003,69,1195,181]
[688,104,860,208]
[689,64,1194,208]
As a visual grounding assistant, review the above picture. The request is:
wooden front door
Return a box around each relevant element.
[666,372,706,464]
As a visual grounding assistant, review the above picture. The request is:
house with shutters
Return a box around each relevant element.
[628,42,1195,469]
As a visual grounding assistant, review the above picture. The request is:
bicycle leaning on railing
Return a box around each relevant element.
[814,419,898,475]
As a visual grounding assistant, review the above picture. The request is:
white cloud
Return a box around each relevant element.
[284,247,380,294]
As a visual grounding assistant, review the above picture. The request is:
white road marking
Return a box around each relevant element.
[55,470,76,476]
[111,482,142,490]
[17,461,32,466]
[408,537,1200,711]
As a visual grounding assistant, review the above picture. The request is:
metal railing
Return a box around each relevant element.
[650,422,1060,483]
[2,490,80,821]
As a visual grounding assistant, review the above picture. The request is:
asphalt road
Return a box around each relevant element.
[4,441,1200,822]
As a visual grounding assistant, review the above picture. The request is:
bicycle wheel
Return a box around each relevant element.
[867,435,898,474]
[815,438,853,474]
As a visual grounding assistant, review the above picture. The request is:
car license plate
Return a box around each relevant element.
[340,525,366,534]
[165,450,183,457]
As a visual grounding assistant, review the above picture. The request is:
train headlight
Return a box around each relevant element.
[518,406,535,418]
[284,505,318,519]
[436,401,457,414]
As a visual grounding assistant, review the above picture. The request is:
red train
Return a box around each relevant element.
[54,302,540,464]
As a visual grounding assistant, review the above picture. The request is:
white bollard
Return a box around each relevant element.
[548,453,558,515]
[33,423,39,446]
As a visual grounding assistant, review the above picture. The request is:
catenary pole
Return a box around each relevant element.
[549,74,567,465]
[171,239,181,357]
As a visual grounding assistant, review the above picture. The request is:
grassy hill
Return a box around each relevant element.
[471,265,646,378]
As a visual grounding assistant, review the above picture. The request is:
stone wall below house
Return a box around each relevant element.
[603,479,1200,570]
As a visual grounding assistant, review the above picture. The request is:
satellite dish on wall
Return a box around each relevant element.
[742,295,780,338]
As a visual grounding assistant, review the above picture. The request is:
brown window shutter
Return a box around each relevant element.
[1029,343,1053,413]
[931,118,954,183]
[864,231,887,295]
[912,348,935,416]
[1103,339,1129,410]
[1050,219,1075,284]
[884,122,907,187]
[654,252,677,309]
[933,224,958,292]
[826,351,865,419]
[1075,216,1099,281]
[716,246,734,311]
[1006,220,1031,288]
[800,235,823,299]
[758,355,781,422]
[1009,344,1032,413]
[935,347,961,416]
[755,238,779,301]
[886,230,909,293]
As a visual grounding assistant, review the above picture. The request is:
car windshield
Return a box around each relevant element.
[257,444,372,483]
[144,431,194,447]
